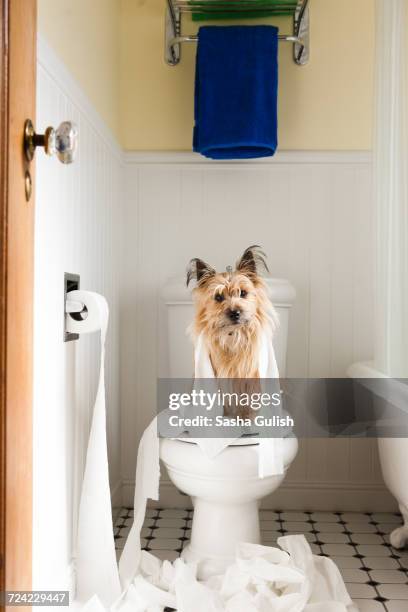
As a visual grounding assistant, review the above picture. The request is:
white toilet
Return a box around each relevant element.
[160,277,298,579]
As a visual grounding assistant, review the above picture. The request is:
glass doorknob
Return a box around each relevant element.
[24,119,78,164]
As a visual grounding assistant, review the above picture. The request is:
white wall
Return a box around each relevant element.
[33,38,122,591]
[120,152,394,512]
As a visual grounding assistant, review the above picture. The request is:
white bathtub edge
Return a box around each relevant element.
[347,361,389,379]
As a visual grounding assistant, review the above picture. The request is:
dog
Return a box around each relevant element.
[186,246,278,417]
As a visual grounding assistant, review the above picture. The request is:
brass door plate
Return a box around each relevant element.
[24,119,36,162]
[24,170,32,202]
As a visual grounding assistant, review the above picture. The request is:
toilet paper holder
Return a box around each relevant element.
[64,272,87,342]
[65,297,88,342]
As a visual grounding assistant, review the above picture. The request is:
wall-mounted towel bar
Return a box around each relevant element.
[165,0,309,66]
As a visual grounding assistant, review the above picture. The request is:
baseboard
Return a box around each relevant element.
[122,478,397,513]
[260,481,397,513]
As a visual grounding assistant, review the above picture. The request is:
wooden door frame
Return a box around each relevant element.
[0,0,8,592]
[0,0,8,594]
[1,0,36,598]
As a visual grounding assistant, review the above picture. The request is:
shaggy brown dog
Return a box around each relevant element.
[187,246,278,417]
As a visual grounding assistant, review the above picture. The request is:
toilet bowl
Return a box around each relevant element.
[160,434,298,579]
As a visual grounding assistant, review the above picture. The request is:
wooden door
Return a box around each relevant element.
[0,0,36,600]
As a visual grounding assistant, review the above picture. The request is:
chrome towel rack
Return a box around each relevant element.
[165,0,310,66]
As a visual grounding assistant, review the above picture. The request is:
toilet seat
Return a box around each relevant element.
[161,435,298,478]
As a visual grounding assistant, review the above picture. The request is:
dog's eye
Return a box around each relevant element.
[240,290,247,298]
[214,294,225,303]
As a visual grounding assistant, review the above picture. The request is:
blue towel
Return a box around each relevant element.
[193,26,279,160]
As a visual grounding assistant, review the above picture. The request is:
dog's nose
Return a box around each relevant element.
[228,309,241,321]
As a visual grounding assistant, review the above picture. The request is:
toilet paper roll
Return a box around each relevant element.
[66,290,109,335]
[70,291,121,607]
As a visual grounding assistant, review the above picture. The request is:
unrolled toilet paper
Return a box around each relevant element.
[67,291,121,607]
[70,293,356,612]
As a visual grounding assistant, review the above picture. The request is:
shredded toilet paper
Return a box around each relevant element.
[73,297,356,611]
[81,536,358,612]
[115,420,356,612]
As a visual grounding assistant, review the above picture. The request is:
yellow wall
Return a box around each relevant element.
[38,0,121,139]
[39,0,375,151]
[119,0,375,150]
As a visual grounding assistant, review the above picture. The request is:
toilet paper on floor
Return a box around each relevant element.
[73,385,357,611]
[71,298,356,611]
[117,418,356,611]
[86,536,358,612]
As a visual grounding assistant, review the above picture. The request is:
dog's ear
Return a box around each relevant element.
[186,258,216,287]
[236,245,269,278]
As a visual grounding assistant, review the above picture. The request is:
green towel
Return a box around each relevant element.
[189,0,298,21]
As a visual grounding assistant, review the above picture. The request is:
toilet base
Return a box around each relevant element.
[184,497,261,579]
[181,544,235,581]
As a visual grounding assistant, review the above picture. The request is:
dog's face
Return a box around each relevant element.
[187,246,273,345]
[194,271,259,332]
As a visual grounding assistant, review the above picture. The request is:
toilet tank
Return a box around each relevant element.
[161,277,296,378]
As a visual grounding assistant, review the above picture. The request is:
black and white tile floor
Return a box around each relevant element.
[114,508,408,611]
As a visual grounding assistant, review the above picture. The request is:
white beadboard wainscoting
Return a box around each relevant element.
[34,38,122,592]
[121,151,395,513]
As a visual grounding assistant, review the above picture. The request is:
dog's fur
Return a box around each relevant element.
[186,246,278,383]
